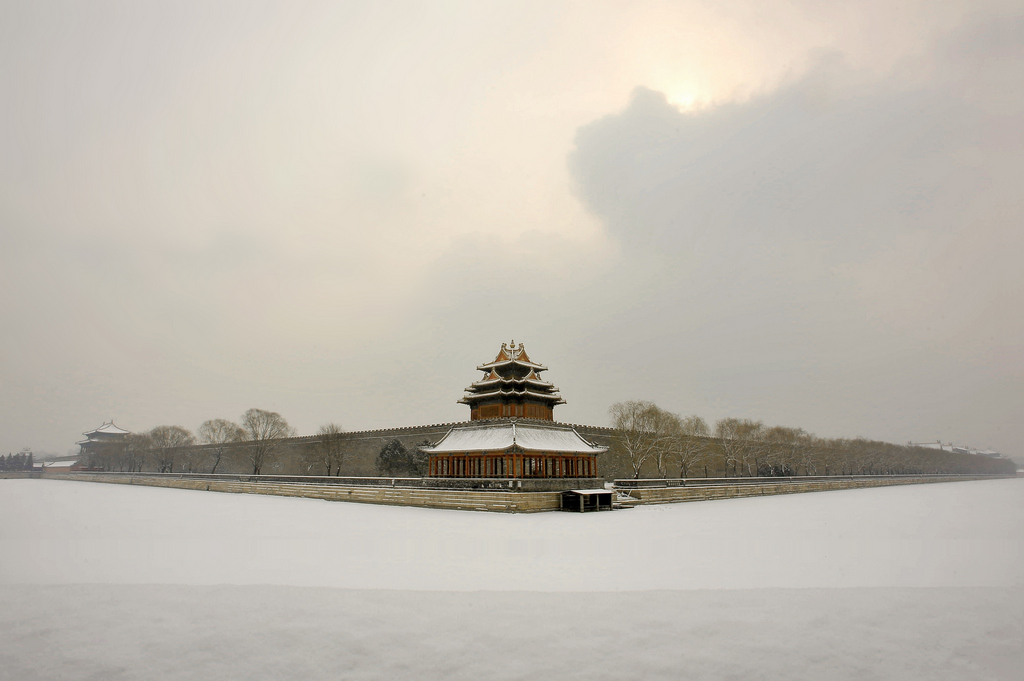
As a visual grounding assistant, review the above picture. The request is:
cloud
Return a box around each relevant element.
[572,55,1015,251]
[565,14,1024,450]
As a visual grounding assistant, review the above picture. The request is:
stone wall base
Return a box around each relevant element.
[20,472,1014,513]
[615,474,1011,504]
[42,473,563,513]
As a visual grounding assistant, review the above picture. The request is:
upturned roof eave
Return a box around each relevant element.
[82,421,130,436]
[458,390,566,405]
[467,377,555,389]
[475,359,548,372]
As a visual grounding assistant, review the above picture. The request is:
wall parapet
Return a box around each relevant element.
[612,474,1014,504]
[41,472,565,512]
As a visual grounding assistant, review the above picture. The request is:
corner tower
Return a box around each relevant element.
[459,341,565,421]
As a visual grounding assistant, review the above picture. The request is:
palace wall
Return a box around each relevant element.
[287,420,619,477]
[299,422,464,476]
[137,419,620,479]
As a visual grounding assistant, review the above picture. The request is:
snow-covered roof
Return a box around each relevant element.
[476,342,548,372]
[468,374,554,389]
[459,388,565,405]
[908,441,1002,457]
[42,460,78,468]
[421,420,607,455]
[83,421,130,436]
[476,358,547,372]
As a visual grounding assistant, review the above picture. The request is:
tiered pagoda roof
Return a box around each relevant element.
[77,421,130,445]
[459,341,565,420]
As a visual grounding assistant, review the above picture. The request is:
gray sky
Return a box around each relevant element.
[2,1,1021,457]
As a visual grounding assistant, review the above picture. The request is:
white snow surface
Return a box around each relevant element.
[2,478,1022,680]
[2,585,1021,681]
[2,478,1021,589]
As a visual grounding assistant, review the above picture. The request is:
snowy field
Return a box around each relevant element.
[1,478,1022,679]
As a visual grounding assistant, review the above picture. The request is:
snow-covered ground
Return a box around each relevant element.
[1,478,1022,679]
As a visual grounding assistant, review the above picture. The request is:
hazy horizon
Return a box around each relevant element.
[2,1,1022,458]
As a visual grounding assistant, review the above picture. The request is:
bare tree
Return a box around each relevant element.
[651,409,680,478]
[762,425,807,476]
[671,414,710,477]
[107,432,151,472]
[308,422,345,476]
[738,420,767,476]
[610,401,671,479]
[240,408,295,475]
[197,419,247,474]
[148,426,195,473]
[714,418,743,476]
[793,431,818,476]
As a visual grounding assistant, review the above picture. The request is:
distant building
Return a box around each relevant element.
[422,342,606,479]
[908,440,1004,458]
[41,460,83,472]
[77,421,130,463]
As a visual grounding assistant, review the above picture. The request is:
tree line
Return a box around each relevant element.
[609,400,1014,479]
[0,451,34,471]
[82,407,434,478]
[85,408,347,476]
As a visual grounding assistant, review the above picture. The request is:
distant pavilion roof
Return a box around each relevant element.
[83,421,130,436]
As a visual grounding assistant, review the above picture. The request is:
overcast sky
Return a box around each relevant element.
[2,1,1021,458]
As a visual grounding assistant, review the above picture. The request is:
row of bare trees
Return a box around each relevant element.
[609,400,1014,479]
[87,409,327,476]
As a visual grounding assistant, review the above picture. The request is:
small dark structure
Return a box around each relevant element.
[560,488,613,512]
